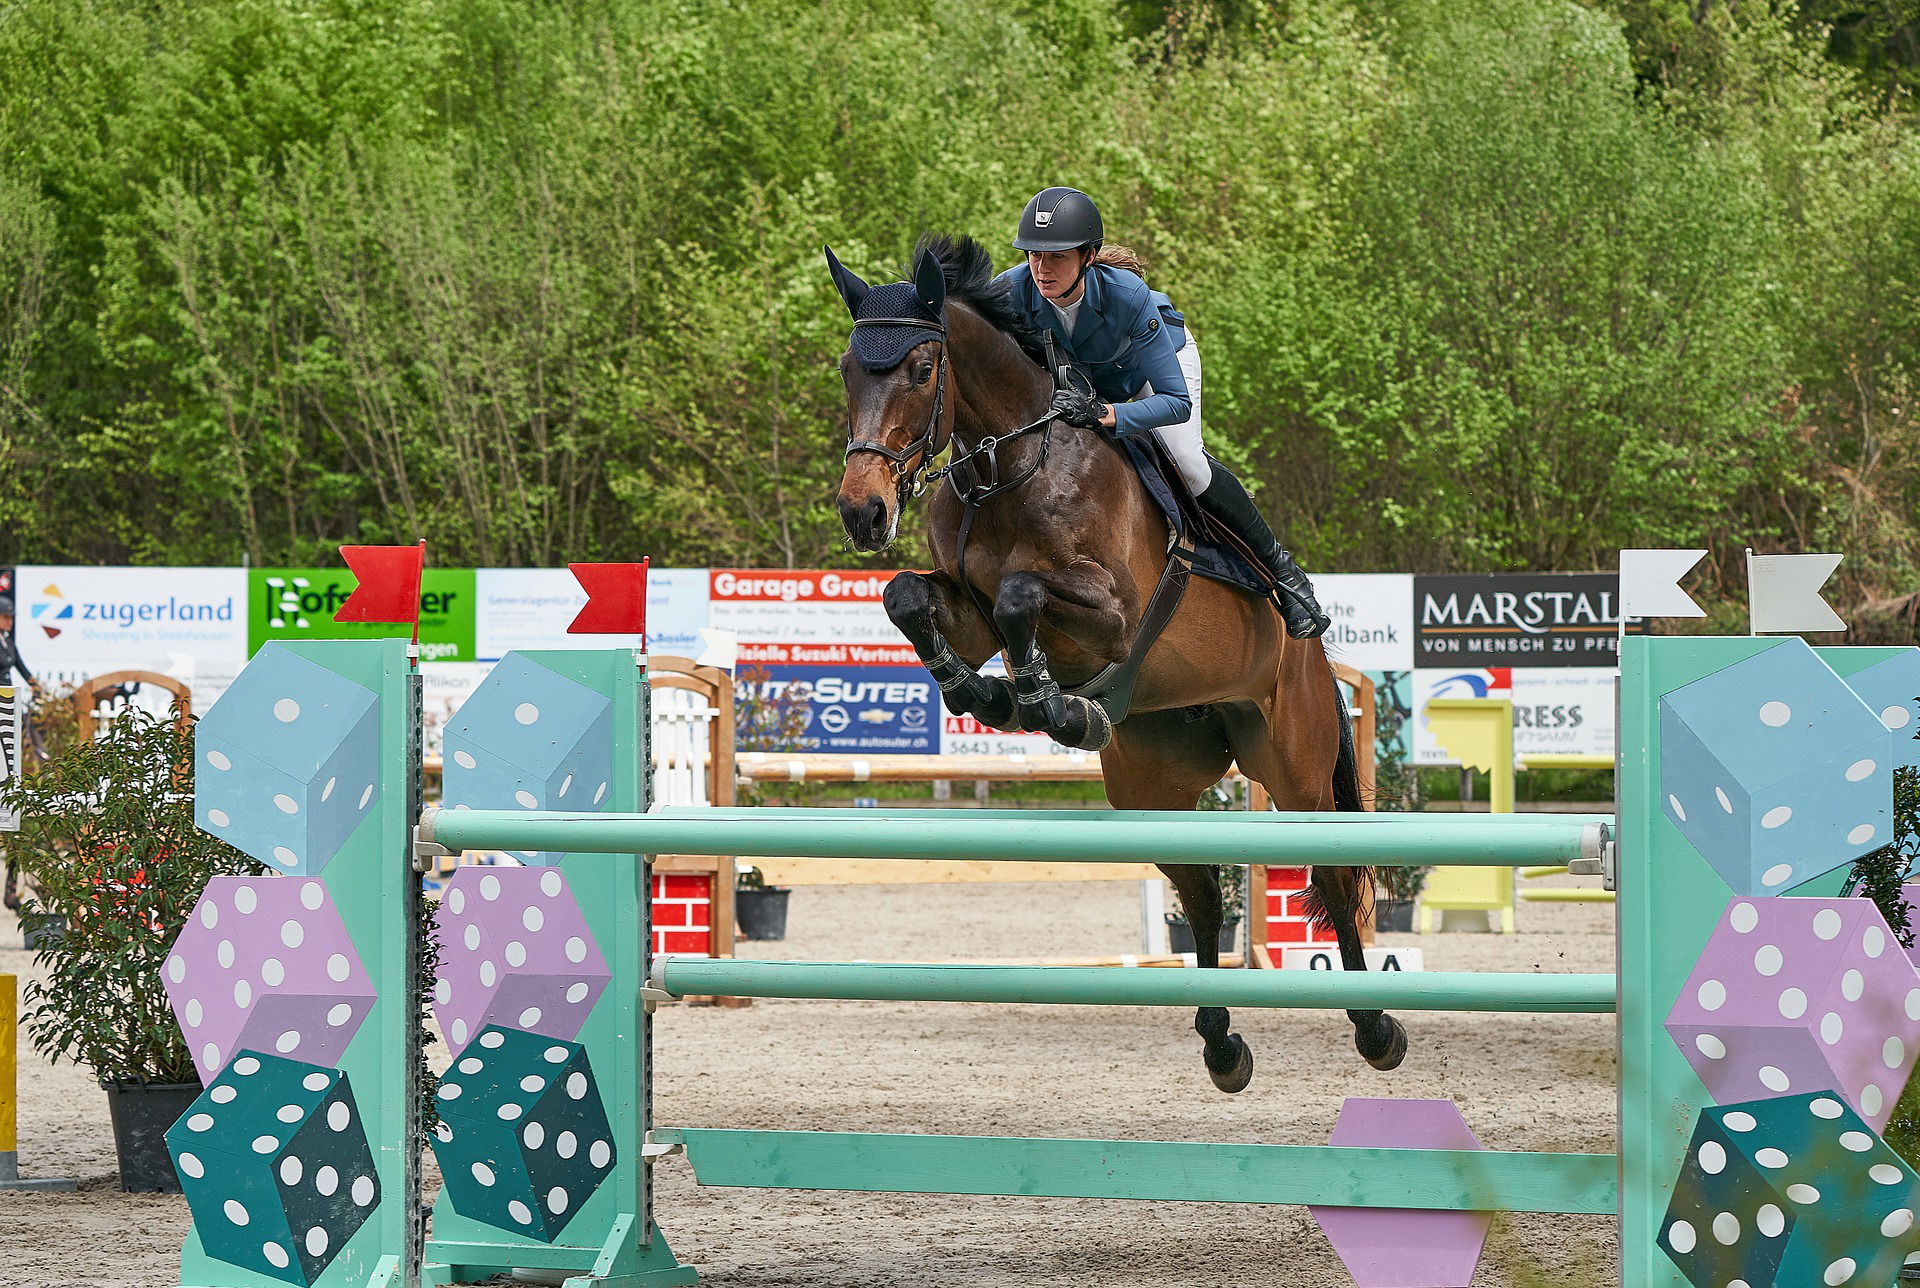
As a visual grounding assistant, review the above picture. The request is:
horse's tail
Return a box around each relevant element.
[1298,663,1369,933]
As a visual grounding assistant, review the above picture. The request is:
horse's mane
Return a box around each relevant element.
[910,233,1047,367]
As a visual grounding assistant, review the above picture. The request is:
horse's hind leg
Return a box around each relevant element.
[1103,713,1254,1094]
[1311,863,1408,1070]
[884,571,1018,730]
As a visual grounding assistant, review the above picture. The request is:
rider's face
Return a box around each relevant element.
[1027,249,1089,302]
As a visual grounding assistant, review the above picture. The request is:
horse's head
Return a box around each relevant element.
[827,244,951,553]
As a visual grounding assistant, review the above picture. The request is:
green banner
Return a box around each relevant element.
[249,568,478,662]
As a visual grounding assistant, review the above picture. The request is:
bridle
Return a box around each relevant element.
[842,317,951,501]
[841,313,1061,510]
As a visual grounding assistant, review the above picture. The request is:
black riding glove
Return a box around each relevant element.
[1048,387,1107,431]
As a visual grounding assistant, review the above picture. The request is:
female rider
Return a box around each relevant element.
[993,186,1329,639]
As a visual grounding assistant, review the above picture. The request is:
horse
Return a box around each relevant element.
[826,234,1407,1091]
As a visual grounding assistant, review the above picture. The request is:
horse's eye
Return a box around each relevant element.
[913,363,932,385]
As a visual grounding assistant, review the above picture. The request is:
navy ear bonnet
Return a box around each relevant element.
[825,244,947,372]
[847,283,944,370]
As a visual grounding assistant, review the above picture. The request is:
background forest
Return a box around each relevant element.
[2,0,1917,634]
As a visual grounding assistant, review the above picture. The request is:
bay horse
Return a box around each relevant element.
[827,235,1407,1091]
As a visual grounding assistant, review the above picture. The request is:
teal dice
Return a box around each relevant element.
[165,1052,381,1285]
[441,655,615,865]
[195,644,382,876]
[1658,1092,1920,1287]
[430,1025,617,1240]
[1659,639,1893,895]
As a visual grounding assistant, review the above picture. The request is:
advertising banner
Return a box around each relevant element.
[473,567,709,660]
[1410,665,1616,764]
[712,569,944,753]
[250,567,477,662]
[15,565,250,708]
[1413,573,1624,668]
[1317,574,1416,671]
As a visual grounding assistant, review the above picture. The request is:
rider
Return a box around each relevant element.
[994,186,1330,639]
[0,596,29,689]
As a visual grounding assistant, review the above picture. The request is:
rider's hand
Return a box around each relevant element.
[1049,387,1107,431]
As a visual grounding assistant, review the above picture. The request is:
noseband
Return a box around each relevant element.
[843,317,949,501]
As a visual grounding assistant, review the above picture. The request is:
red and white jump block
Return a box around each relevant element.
[1264,865,1341,947]
[1309,1099,1491,1288]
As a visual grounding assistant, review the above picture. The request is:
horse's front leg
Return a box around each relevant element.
[883,571,1018,730]
[992,570,1117,751]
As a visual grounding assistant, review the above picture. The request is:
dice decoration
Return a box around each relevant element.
[1659,640,1893,895]
[429,1026,617,1240]
[442,654,614,866]
[195,644,381,877]
[1666,897,1920,1129]
[165,1052,381,1286]
[1659,1092,1920,1288]
[1837,649,1920,770]
[165,876,376,1085]
[1308,1099,1491,1288]
[432,866,611,1056]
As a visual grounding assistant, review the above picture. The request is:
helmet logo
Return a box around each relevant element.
[1034,211,1052,227]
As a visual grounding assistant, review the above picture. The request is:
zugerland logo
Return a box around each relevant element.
[29,583,72,639]
[30,582,231,637]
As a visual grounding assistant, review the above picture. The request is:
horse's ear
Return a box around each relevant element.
[823,245,870,318]
[912,245,946,317]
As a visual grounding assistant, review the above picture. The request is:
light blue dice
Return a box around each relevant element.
[1839,650,1920,771]
[1660,639,1894,896]
[196,645,381,877]
[442,654,613,867]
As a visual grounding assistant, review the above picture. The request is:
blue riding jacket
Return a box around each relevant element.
[994,262,1191,439]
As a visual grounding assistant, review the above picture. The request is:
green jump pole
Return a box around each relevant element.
[421,806,1608,868]
[651,959,1617,1014]
[656,1129,1620,1215]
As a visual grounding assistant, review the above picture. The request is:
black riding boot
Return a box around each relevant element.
[1198,459,1330,639]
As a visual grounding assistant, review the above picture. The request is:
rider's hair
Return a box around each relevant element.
[1092,244,1150,282]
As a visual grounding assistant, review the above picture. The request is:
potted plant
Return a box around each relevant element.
[734,864,792,941]
[0,701,251,1191]
[1374,862,1428,932]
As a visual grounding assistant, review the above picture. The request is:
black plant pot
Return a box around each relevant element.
[102,1079,199,1192]
[1375,898,1416,933]
[20,912,66,951]
[736,887,791,941]
[1165,915,1240,955]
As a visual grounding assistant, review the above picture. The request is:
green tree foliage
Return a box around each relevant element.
[0,0,1913,626]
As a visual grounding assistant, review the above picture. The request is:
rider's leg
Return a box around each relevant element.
[1154,339,1330,639]
[1198,457,1330,639]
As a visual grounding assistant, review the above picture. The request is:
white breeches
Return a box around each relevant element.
[1139,338,1210,495]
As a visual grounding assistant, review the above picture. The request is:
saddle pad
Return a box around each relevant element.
[1114,435,1269,598]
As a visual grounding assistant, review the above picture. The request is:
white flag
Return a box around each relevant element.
[1747,551,1846,634]
[695,627,739,672]
[1619,549,1708,619]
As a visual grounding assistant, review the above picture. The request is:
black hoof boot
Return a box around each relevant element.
[1057,695,1113,751]
[1206,1033,1255,1093]
[1357,1013,1408,1071]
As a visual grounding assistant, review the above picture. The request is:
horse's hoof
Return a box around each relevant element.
[1207,1034,1254,1093]
[1359,1016,1408,1071]
[1062,696,1113,751]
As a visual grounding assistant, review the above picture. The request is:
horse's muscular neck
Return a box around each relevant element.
[944,304,1053,444]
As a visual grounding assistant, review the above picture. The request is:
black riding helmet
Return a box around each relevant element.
[1012,187,1103,254]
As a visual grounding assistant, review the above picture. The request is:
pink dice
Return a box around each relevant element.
[1666,896,1920,1129]
[164,876,377,1084]
[433,867,611,1056]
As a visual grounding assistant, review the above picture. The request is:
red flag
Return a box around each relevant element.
[335,542,426,626]
[568,560,649,638]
